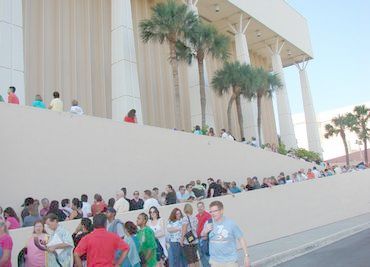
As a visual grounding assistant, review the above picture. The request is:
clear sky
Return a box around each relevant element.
[284,0,370,115]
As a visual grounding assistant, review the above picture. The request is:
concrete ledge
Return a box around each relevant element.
[252,221,370,267]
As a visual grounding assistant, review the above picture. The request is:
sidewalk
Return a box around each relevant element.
[237,213,370,267]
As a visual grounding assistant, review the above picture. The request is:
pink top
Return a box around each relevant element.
[26,235,47,267]
[7,93,19,104]
[6,217,20,230]
[0,233,13,267]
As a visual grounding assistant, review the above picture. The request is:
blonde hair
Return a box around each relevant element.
[184,204,193,215]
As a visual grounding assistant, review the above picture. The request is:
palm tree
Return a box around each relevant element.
[177,21,230,129]
[347,105,370,164]
[211,61,253,139]
[324,114,355,166]
[250,67,282,146]
[140,0,198,129]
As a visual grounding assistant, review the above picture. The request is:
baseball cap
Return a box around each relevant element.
[21,197,34,207]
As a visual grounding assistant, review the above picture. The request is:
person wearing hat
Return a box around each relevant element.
[21,197,34,222]
[106,208,125,239]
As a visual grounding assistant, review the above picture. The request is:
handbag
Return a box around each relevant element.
[184,216,196,244]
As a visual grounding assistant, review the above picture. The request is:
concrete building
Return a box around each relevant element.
[0,0,321,150]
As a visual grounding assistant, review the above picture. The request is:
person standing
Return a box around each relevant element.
[48,91,63,111]
[124,109,137,123]
[25,220,48,267]
[123,221,141,267]
[143,190,160,210]
[180,204,199,267]
[148,206,168,262]
[136,213,157,267]
[0,221,12,267]
[7,86,19,104]
[202,201,250,267]
[44,213,74,267]
[32,95,46,109]
[106,208,125,239]
[167,208,186,267]
[130,191,144,211]
[196,202,211,267]
[72,218,93,267]
[114,190,130,215]
[74,214,129,267]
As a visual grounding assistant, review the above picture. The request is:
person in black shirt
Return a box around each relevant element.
[207,178,222,198]
[165,185,177,205]
[129,191,144,210]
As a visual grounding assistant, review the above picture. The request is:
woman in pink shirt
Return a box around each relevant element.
[0,220,13,267]
[3,207,20,230]
[25,220,48,267]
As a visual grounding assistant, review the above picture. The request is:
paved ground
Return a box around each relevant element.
[276,228,370,267]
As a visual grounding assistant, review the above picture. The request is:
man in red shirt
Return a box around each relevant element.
[196,201,212,267]
[7,86,19,104]
[74,213,129,267]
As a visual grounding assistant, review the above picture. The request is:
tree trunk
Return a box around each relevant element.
[197,56,206,130]
[363,138,368,165]
[227,94,235,133]
[235,93,244,140]
[169,41,182,130]
[257,94,262,146]
[340,130,350,166]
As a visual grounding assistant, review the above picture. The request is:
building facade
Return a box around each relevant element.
[0,0,321,151]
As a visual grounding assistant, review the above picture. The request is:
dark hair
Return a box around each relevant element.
[209,201,224,210]
[94,194,103,202]
[53,91,60,98]
[45,213,59,222]
[169,208,182,222]
[138,213,148,223]
[81,194,88,202]
[108,198,115,208]
[72,198,82,209]
[9,86,16,93]
[152,187,159,191]
[121,187,127,195]
[208,178,214,182]
[167,185,173,190]
[49,200,59,211]
[93,214,107,228]
[81,218,93,232]
[4,207,20,222]
[61,199,70,208]
[127,109,136,118]
[124,221,138,235]
[149,206,160,220]
[195,125,201,131]
[144,190,152,197]
[186,184,192,189]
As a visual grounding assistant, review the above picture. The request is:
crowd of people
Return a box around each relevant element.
[0,161,368,266]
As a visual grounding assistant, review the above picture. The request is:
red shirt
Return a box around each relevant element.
[91,202,107,216]
[75,228,129,267]
[124,116,136,123]
[196,211,211,237]
[8,93,19,104]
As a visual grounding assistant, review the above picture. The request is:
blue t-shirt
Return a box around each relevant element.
[229,187,241,194]
[208,217,243,263]
[32,100,46,109]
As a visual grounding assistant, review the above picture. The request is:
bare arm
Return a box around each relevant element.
[238,237,250,267]
[73,253,83,267]
[116,249,129,265]
[0,249,11,266]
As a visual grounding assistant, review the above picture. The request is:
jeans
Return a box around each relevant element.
[198,239,210,267]
[168,242,187,267]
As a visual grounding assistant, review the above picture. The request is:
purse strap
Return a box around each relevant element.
[187,215,193,230]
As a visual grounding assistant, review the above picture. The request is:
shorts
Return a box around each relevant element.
[182,244,199,264]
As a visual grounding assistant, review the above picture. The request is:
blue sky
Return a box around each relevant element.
[284,0,370,114]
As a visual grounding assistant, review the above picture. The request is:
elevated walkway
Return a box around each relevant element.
[0,103,311,209]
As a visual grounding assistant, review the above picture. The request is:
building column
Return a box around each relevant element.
[296,59,322,156]
[111,0,143,123]
[229,14,259,142]
[185,0,215,129]
[0,0,25,103]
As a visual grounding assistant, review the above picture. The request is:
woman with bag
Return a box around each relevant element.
[148,206,168,266]
[180,204,199,267]
[166,208,187,267]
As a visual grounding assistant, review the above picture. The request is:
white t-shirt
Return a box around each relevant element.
[70,106,84,115]
[50,98,64,112]
[81,202,91,218]
[144,198,160,210]
[113,197,130,215]
[221,132,228,139]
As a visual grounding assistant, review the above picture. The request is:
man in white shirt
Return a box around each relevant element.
[143,190,160,210]
[48,91,64,111]
[220,129,229,139]
[70,99,84,115]
[81,194,91,218]
[113,190,130,215]
[312,166,321,178]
